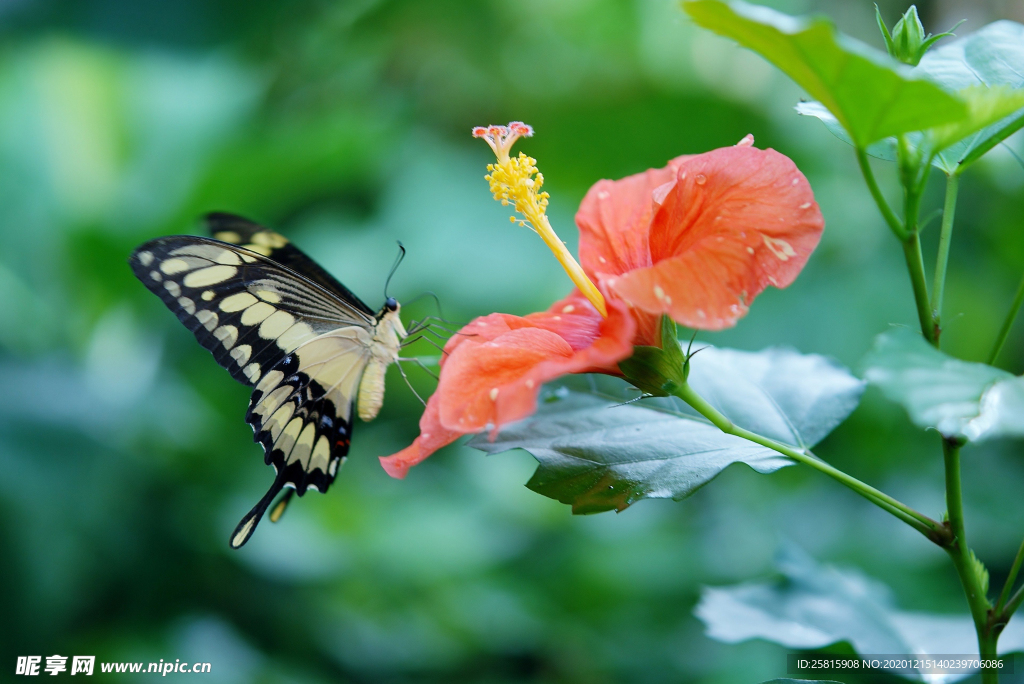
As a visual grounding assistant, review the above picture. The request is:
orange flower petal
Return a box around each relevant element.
[378,395,461,479]
[609,145,823,330]
[437,290,635,434]
[576,156,688,282]
[378,289,636,478]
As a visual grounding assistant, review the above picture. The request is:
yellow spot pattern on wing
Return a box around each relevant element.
[184,265,238,288]
[220,292,257,312]
[160,259,190,275]
[240,302,276,326]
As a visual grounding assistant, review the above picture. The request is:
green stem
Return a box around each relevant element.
[942,439,998,682]
[988,272,1024,365]
[856,147,936,344]
[1005,585,1024,621]
[671,382,948,543]
[903,233,937,346]
[931,173,960,339]
[857,147,906,240]
[996,538,1024,615]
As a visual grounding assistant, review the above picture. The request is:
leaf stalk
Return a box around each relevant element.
[988,272,1024,366]
[670,382,949,544]
[856,147,906,240]
[996,538,1024,616]
[931,173,960,339]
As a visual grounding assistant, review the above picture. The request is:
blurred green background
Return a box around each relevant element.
[2,0,1024,681]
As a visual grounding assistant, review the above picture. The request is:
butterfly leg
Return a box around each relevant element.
[400,334,448,360]
[394,360,429,407]
[229,467,287,549]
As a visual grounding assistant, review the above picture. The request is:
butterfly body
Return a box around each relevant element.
[129,213,406,548]
[358,304,407,421]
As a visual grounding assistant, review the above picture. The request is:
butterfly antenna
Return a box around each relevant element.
[384,241,406,299]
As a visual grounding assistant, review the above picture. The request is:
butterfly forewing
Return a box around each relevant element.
[129,236,374,385]
[205,212,375,317]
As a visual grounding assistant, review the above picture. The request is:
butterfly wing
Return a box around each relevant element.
[230,329,374,548]
[130,222,388,549]
[129,235,375,386]
[205,212,375,317]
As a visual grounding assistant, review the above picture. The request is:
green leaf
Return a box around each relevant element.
[684,346,865,449]
[797,20,1024,172]
[862,328,1024,442]
[927,85,1024,156]
[470,388,792,514]
[915,20,1024,171]
[795,100,896,161]
[681,0,966,147]
[696,545,1024,666]
[470,346,863,513]
[761,681,843,684]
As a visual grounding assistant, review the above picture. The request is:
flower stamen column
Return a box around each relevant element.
[473,122,607,317]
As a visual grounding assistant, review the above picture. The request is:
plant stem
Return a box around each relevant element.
[903,233,937,346]
[856,147,936,345]
[988,272,1024,365]
[856,147,906,240]
[1005,584,1024,621]
[996,538,1024,615]
[671,382,949,543]
[931,173,960,339]
[942,438,999,682]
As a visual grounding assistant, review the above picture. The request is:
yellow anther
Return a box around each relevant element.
[472,122,607,317]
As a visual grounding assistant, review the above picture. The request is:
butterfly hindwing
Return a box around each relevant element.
[129,236,374,386]
[230,330,374,548]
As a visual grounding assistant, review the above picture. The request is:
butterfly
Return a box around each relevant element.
[130,213,408,548]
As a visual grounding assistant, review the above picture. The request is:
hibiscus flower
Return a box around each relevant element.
[380,124,824,478]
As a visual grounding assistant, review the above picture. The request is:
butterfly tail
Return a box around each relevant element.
[229,469,287,549]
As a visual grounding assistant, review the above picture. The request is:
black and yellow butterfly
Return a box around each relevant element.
[130,213,408,548]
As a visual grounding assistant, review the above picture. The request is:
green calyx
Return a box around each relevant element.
[619,315,690,397]
[875,4,962,67]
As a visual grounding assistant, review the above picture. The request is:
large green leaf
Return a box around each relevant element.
[862,328,1024,442]
[696,546,1024,681]
[470,346,863,514]
[470,388,791,514]
[916,20,1024,172]
[798,21,1024,172]
[794,101,896,161]
[682,0,966,147]
[684,346,865,449]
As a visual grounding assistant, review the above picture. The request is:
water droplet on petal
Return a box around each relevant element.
[695,174,707,186]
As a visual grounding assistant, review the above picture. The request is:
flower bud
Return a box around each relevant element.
[875,4,961,67]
